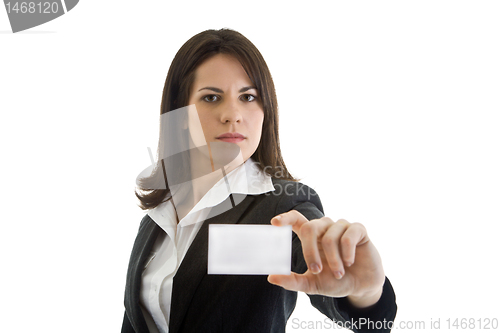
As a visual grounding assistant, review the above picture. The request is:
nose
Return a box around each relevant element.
[220,100,242,124]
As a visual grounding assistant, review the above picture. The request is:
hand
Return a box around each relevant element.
[268,210,386,309]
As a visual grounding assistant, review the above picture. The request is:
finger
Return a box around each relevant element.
[321,219,350,279]
[299,218,332,274]
[340,222,368,266]
[272,211,332,274]
[267,272,314,293]
[270,210,309,236]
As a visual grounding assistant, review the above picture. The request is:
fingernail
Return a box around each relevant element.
[274,215,281,220]
[334,271,344,279]
[310,263,321,274]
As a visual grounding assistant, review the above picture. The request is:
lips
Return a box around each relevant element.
[216,132,246,143]
[216,132,245,139]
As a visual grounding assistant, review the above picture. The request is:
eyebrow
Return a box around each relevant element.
[197,86,257,93]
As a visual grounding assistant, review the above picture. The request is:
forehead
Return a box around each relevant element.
[192,54,252,87]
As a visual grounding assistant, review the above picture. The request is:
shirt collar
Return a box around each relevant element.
[147,157,274,229]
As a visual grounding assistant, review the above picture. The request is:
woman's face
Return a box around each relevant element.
[188,53,264,163]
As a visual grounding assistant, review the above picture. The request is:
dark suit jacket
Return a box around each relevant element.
[122,179,397,333]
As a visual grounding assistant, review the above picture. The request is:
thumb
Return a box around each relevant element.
[267,273,308,293]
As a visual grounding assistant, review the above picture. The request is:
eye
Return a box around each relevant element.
[240,94,257,102]
[202,94,220,102]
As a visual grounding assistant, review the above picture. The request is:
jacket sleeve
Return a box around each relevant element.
[122,311,136,333]
[274,181,397,333]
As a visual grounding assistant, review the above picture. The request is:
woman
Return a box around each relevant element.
[123,28,397,333]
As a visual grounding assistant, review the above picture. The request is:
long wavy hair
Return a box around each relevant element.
[136,28,296,210]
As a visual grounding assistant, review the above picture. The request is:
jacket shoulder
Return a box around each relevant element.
[270,178,325,220]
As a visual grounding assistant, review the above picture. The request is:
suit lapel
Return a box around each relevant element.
[124,215,162,333]
[169,194,255,333]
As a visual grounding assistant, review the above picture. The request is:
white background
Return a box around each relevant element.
[1,1,499,332]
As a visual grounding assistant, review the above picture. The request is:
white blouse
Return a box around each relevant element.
[139,158,275,333]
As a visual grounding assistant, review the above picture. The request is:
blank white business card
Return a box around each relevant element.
[208,224,292,275]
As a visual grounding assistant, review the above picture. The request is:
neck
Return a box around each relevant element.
[170,146,246,223]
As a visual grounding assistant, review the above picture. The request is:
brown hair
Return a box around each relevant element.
[136,28,296,210]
